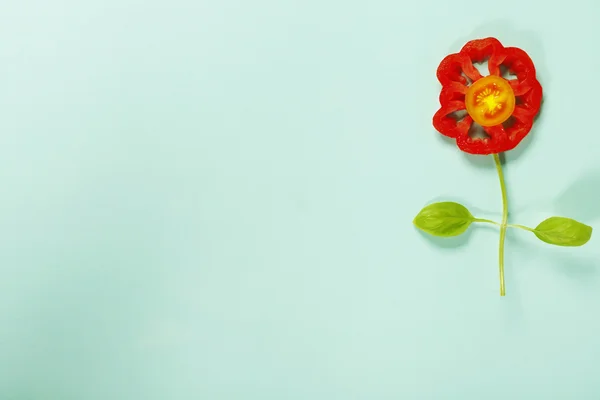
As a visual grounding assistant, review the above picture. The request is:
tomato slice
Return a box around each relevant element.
[465,75,515,127]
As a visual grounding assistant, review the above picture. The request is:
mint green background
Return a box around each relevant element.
[1,0,600,399]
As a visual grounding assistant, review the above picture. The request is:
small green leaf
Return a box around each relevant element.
[533,217,592,247]
[413,201,474,237]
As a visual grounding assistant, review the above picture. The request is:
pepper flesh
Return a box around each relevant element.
[433,37,542,155]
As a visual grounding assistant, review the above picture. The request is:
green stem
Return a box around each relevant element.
[473,219,534,232]
[473,218,501,226]
[508,223,533,232]
[493,153,508,297]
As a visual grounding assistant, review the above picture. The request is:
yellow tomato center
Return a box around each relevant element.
[465,75,515,127]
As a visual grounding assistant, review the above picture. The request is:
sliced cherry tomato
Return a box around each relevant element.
[465,75,515,127]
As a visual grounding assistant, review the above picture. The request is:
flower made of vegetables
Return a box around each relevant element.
[433,37,543,155]
[413,37,593,296]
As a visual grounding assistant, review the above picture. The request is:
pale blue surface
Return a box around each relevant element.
[1,0,600,398]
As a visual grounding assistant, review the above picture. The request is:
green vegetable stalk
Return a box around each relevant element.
[413,155,592,296]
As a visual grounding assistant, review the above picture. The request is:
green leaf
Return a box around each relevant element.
[413,201,474,237]
[533,217,592,247]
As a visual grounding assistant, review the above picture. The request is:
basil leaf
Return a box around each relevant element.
[413,201,474,237]
[533,217,592,247]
